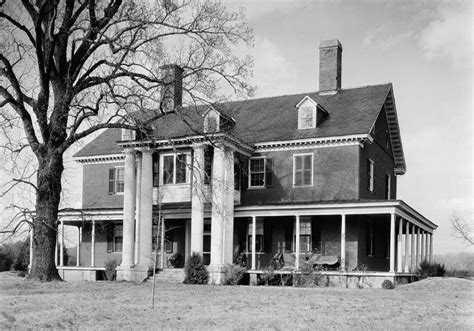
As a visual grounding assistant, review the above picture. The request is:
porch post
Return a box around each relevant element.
[134,153,142,265]
[76,227,81,267]
[54,230,58,266]
[397,218,403,272]
[160,217,165,269]
[59,220,64,267]
[191,144,205,255]
[340,214,346,271]
[223,148,235,264]
[404,220,410,272]
[295,215,300,270]
[389,213,395,273]
[415,227,420,268]
[210,143,225,281]
[251,216,256,270]
[91,220,96,267]
[120,148,136,268]
[138,149,153,269]
[29,225,33,270]
[410,223,415,272]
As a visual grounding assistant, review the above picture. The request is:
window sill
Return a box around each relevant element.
[292,184,314,188]
[247,186,266,190]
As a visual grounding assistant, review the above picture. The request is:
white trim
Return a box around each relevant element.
[75,154,125,164]
[293,153,313,187]
[368,158,375,193]
[295,95,319,108]
[385,173,391,199]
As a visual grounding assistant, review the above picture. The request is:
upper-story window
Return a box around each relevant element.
[162,153,188,185]
[298,106,316,129]
[368,159,375,192]
[249,157,272,188]
[293,153,313,186]
[108,167,124,194]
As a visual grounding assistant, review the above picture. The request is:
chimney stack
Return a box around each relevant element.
[319,39,342,92]
[160,64,183,111]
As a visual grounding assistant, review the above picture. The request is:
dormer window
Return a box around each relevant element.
[296,96,327,130]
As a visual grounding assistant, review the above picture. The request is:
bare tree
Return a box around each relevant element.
[451,214,474,246]
[0,0,253,280]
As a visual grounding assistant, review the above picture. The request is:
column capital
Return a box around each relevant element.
[123,148,136,155]
[139,147,153,155]
[192,142,207,150]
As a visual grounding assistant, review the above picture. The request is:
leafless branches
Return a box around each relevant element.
[451,214,473,246]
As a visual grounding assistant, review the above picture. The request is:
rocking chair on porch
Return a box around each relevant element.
[167,253,181,268]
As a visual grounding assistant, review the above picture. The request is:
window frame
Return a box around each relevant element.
[293,153,313,187]
[298,105,316,130]
[113,225,123,252]
[248,157,266,188]
[108,166,125,195]
[159,152,191,186]
[299,219,312,252]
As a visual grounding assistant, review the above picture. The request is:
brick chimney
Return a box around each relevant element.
[319,39,342,92]
[160,64,183,111]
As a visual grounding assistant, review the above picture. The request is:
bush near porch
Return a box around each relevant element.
[0,272,471,329]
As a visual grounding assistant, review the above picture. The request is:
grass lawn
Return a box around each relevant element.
[0,272,472,330]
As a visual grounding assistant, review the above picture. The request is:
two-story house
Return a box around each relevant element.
[57,39,437,286]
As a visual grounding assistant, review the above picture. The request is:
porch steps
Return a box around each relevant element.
[152,268,184,283]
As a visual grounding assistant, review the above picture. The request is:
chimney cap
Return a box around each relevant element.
[319,39,343,51]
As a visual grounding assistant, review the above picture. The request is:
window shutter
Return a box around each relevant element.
[152,153,159,187]
[106,223,114,253]
[265,157,273,187]
[108,169,115,195]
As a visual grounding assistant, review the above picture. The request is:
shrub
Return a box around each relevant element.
[0,249,13,271]
[293,263,327,287]
[417,260,446,279]
[381,279,394,289]
[183,252,208,284]
[222,264,247,285]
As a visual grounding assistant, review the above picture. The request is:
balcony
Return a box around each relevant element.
[152,186,241,205]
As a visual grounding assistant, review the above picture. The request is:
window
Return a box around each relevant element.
[249,158,272,188]
[162,153,188,185]
[108,167,124,194]
[366,221,375,257]
[298,106,315,129]
[113,225,123,252]
[152,153,159,187]
[299,218,312,252]
[121,128,135,141]
[367,159,375,192]
[385,174,391,199]
[293,154,313,186]
[247,219,264,252]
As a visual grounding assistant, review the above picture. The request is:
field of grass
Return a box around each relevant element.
[0,272,472,330]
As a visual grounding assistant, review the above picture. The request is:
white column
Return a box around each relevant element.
[54,230,58,266]
[397,218,403,272]
[251,216,256,270]
[160,217,165,269]
[121,148,136,268]
[410,223,415,272]
[29,225,33,269]
[295,215,300,270]
[191,144,205,255]
[91,220,96,267]
[340,214,346,271]
[415,227,420,268]
[223,148,235,264]
[429,233,433,263]
[404,220,410,273]
[139,149,153,269]
[76,227,81,267]
[210,143,226,269]
[59,220,64,267]
[420,230,425,262]
[134,153,142,265]
[389,213,396,273]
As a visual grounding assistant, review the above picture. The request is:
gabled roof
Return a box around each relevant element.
[74,83,405,171]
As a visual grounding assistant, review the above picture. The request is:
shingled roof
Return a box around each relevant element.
[74,83,394,158]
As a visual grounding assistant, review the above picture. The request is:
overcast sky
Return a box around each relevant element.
[220,0,472,254]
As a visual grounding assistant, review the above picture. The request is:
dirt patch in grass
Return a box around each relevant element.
[0,272,472,330]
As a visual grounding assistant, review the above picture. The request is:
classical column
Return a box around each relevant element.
[134,153,142,265]
[76,227,81,267]
[410,223,415,272]
[160,217,165,269]
[138,149,153,269]
[120,149,136,268]
[420,230,425,262]
[429,233,433,263]
[415,227,420,268]
[223,148,235,264]
[210,143,225,269]
[404,220,410,272]
[191,144,205,255]
[397,218,403,272]
[389,213,396,273]
[91,220,96,267]
[54,230,58,266]
[251,216,256,270]
[340,214,346,271]
[59,220,64,267]
[295,215,300,270]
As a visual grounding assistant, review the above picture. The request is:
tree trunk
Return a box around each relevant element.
[29,151,64,281]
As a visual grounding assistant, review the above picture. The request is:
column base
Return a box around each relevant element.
[116,265,149,282]
[207,265,224,285]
